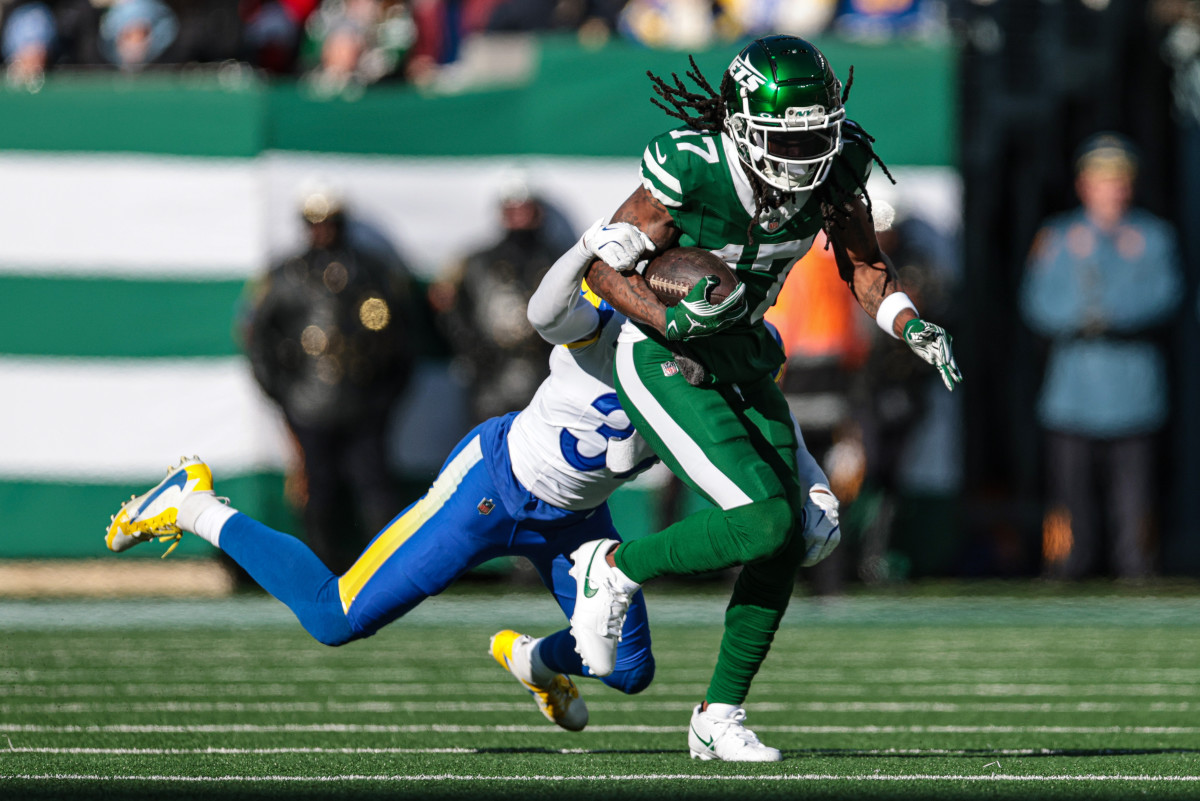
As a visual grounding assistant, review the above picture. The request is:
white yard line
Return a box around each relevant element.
[3,773,1199,783]
[5,746,1198,757]
[5,700,1200,714]
[4,723,1200,734]
[6,681,1200,698]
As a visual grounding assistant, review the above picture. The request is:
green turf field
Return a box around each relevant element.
[2,590,1200,800]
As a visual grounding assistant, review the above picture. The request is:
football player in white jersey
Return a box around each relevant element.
[104,221,841,733]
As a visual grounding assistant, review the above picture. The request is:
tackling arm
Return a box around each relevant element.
[527,224,605,345]
[582,186,680,337]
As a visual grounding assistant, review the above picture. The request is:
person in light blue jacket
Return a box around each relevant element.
[1020,133,1183,579]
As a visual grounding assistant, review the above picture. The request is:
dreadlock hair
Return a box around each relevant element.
[815,68,899,296]
[648,60,896,251]
[647,55,725,133]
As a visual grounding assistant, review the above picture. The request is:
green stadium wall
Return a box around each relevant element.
[0,36,956,559]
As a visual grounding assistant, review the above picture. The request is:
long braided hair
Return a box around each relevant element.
[647,58,896,254]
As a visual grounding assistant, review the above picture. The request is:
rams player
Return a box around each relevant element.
[105,220,842,734]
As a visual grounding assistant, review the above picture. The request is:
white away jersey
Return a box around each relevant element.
[507,295,657,511]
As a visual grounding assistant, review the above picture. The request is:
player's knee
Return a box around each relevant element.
[726,497,794,562]
[306,615,360,647]
[604,654,656,695]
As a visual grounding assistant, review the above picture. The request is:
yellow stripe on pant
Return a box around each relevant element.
[337,435,484,613]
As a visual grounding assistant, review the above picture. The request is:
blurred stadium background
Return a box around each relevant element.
[1,0,1197,587]
[5,0,1200,797]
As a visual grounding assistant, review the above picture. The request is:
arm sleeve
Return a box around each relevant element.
[527,235,601,345]
[793,417,830,490]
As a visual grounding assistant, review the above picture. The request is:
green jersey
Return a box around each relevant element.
[637,123,873,382]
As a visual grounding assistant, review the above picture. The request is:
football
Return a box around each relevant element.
[642,247,738,307]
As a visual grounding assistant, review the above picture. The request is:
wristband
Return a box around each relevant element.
[875,291,918,339]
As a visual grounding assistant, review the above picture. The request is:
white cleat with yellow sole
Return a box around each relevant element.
[490,629,588,731]
[105,456,215,557]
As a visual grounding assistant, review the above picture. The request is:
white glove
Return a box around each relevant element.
[801,483,841,567]
[583,219,655,271]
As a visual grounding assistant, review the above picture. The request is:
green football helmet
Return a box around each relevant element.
[722,35,845,193]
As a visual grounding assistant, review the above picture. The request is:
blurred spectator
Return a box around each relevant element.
[715,0,835,41]
[1020,133,1184,581]
[51,0,103,66]
[302,0,421,95]
[617,0,713,50]
[2,1,55,89]
[241,0,319,73]
[486,0,623,38]
[833,0,945,41]
[244,181,419,572]
[164,0,241,64]
[98,0,179,70]
[431,174,573,425]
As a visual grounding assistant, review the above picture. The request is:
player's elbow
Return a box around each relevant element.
[525,292,562,335]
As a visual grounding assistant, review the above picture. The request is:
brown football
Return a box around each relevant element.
[642,247,737,308]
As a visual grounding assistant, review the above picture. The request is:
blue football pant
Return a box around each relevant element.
[217,433,654,695]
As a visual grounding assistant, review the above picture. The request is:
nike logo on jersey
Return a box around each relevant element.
[654,143,667,165]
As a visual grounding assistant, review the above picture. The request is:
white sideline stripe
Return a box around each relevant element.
[615,343,752,509]
[8,700,1200,714]
[9,681,1200,698]
[7,747,1173,757]
[4,773,1200,784]
[6,723,1200,735]
[0,154,262,277]
[0,356,287,479]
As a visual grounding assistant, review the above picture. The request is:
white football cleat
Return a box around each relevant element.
[567,538,638,677]
[688,703,783,762]
[490,629,587,731]
[105,456,214,557]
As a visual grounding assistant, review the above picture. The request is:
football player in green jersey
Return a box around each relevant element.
[565,35,962,761]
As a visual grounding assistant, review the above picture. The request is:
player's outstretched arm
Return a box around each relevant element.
[826,196,963,391]
[583,186,679,337]
[527,222,607,345]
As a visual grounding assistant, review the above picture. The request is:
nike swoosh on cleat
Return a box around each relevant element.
[691,725,714,749]
[582,542,605,599]
[135,470,188,516]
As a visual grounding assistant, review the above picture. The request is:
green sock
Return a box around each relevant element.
[705,602,786,705]
[703,533,802,705]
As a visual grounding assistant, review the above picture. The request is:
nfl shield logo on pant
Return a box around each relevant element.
[477,498,495,515]
[661,361,680,377]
